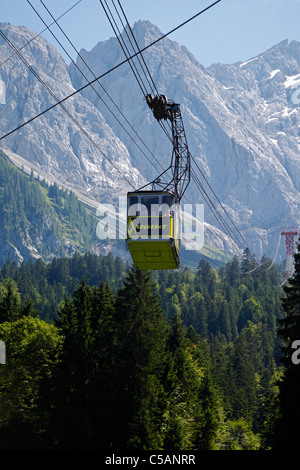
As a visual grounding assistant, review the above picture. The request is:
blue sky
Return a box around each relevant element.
[1,0,300,66]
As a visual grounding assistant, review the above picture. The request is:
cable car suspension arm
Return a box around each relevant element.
[144,94,191,201]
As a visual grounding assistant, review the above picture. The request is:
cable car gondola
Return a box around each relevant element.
[126,190,180,270]
[126,94,191,270]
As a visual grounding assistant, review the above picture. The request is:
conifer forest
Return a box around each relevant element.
[0,245,299,451]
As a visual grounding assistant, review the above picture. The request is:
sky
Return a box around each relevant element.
[1,0,300,67]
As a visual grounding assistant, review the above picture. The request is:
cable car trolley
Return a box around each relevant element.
[126,190,180,270]
[126,94,191,270]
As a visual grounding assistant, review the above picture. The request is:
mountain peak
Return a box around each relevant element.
[0,21,145,198]
[1,21,299,260]
[125,20,163,49]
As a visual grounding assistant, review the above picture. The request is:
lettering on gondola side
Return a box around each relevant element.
[95,197,204,250]
[127,202,173,239]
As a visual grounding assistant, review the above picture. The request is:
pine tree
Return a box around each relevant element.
[87,282,117,449]
[241,247,257,274]
[164,311,195,450]
[195,370,220,449]
[225,255,240,285]
[272,243,300,449]
[113,266,169,450]
[0,279,21,323]
[53,280,94,448]
[229,332,258,423]
[165,311,221,450]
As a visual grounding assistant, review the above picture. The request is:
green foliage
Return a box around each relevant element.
[0,278,37,323]
[216,418,261,450]
[0,150,99,263]
[112,267,170,450]
[260,368,284,449]
[0,317,63,448]
[0,279,21,323]
[0,252,125,321]
[53,280,117,449]
[0,248,287,450]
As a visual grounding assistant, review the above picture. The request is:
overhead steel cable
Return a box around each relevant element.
[111,0,252,255]
[116,0,159,96]
[28,0,165,176]
[113,0,158,97]
[99,0,175,149]
[100,0,242,254]
[99,0,148,95]
[0,0,82,68]
[0,28,135,189]
[0,0,222,142]
[3,0,232,242]
[190,154,259,260]
[6,0,237,257]
[107,2,260,263]
[190,167,242,256]
[113,0,259,259]
[6,0,260,264]
[110,0,174,146]
[37,0,162,170]
[114,0,174,140]
[108,0,173,149]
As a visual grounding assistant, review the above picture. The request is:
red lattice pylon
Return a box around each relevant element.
[281,227,299,255]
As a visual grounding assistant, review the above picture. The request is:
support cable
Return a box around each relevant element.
[0,28,135,189]
[0,0,82,67]
[191,168,242,256]
[100,0,260,258]
[0,1,222,142]
[1,0,263,265]
[111,0,157,96]
[4,1,249,257]
[30,0,165,175]
[116,0,159,96]
[99,0,147,95]
[190,154,259,261]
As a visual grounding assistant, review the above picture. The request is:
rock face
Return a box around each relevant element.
[0,21,299,261]
[69,22,300,259]
[0,23,145,201]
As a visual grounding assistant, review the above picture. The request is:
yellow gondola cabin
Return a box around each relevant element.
[126,190,180,270]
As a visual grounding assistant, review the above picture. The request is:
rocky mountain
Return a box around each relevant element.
[0,20,299,263]
[0,23,145,201]
[69,22,300,260]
